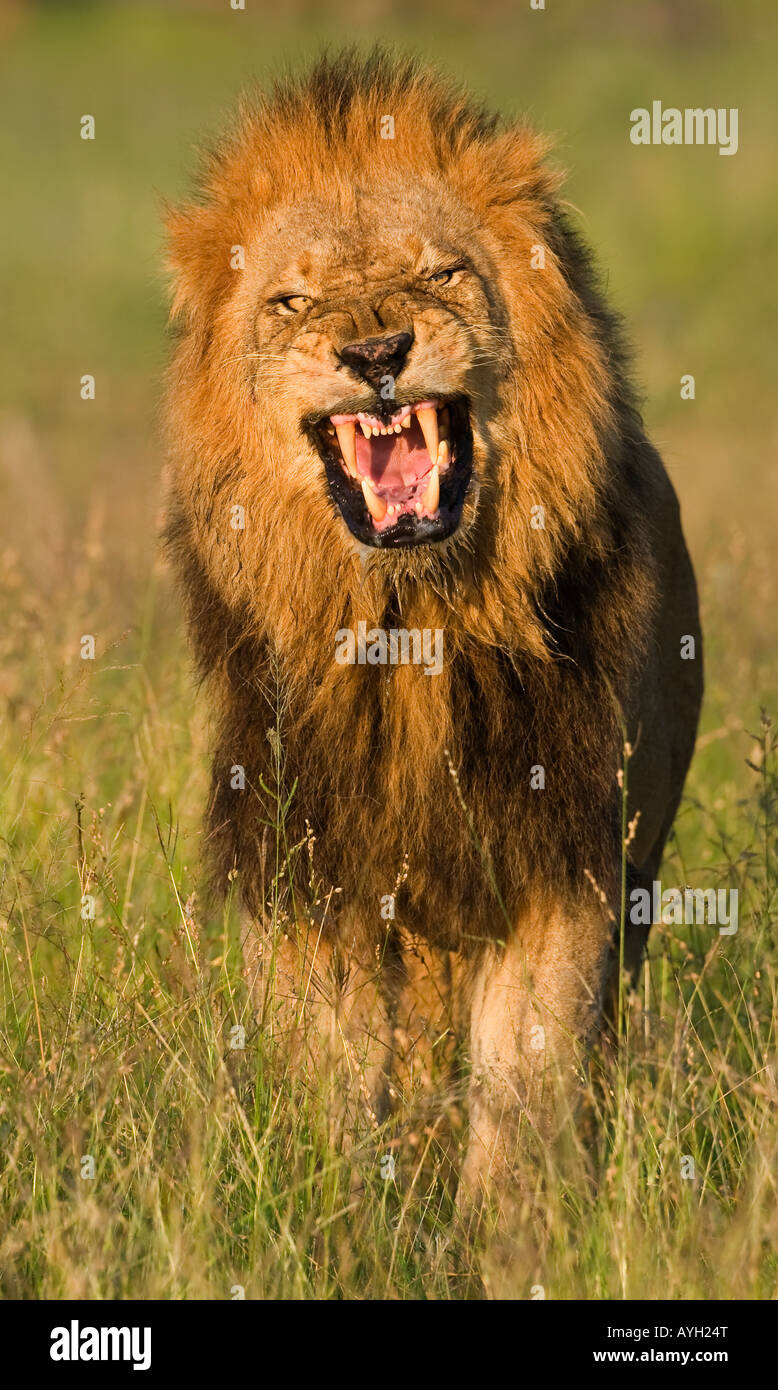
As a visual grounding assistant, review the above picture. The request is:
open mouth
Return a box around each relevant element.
[308,398,473,548]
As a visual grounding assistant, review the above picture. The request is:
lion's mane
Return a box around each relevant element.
[164,50,660,950]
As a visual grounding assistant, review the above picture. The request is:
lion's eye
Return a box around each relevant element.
[428,268,462,288]
[274,294,311,315]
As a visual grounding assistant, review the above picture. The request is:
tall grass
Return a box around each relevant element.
[0,529,776,1300]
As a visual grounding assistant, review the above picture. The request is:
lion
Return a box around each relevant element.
[163,49,702,1201]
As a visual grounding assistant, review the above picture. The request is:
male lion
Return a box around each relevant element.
[164,50,702,1199]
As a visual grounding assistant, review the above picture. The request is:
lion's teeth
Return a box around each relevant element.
[401,415,411,429]
[416,406,439,463]
[422,465,440,514]
[437,439,450,472]
[359,421,372,439]
[394,423,402,433]
[372,427,381,437]
[334,421,358,477]
[362,477,387,522]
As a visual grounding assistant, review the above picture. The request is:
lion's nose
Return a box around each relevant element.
[339,330,414,388]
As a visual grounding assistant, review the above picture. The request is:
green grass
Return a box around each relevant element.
[2,544,776,1299]
[0,0,777,1299]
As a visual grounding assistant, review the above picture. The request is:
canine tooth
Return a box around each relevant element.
[360,421,372,439]
[334,421,358,476]
[401,415,411,429]
[422,465,439,514]
[437,439,450,471]
[416,406,439,463]
[362,477,387,522]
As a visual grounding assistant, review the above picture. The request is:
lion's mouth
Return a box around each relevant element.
[309,398,473,548]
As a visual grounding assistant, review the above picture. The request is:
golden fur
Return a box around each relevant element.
[163,50,702,1195]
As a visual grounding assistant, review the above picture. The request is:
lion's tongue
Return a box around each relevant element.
[355,424,433,498]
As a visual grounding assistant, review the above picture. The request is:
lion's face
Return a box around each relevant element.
[167,55,611,593]
[243,191,502,549]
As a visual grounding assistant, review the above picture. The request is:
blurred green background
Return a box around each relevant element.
[1,0,776,559]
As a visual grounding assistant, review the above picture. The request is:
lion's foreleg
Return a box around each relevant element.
[241,911,393,1141]
[459,898,612,1204]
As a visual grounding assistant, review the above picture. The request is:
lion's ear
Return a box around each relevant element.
[164,200,234,331]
